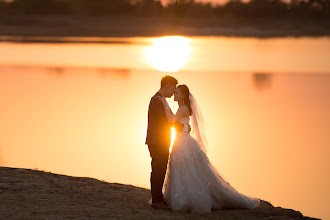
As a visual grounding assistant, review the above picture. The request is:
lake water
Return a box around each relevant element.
[0,36,329,219]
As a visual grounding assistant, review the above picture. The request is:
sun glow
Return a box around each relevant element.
[144,36,191,72]
[169,127,176,152]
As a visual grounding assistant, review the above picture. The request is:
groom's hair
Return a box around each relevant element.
[161,75,178,88]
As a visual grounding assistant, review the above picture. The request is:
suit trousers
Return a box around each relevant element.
[148,144,169,203]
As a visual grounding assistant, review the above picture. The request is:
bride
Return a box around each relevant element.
[158,84,260,214]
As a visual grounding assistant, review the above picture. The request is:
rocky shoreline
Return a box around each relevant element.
[0,166,319,219]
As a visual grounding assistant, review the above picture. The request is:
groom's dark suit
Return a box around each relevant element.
[146,92,184,203]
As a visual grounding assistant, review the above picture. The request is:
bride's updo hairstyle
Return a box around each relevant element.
[177,85,193,116]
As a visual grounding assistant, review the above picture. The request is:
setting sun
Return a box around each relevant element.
[144,36,191,72]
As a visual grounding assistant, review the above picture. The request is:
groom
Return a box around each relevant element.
[146,75,189,209]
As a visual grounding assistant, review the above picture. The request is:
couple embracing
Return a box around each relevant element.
[145,76,260,214]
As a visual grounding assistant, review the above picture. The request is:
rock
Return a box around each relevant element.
[0,166,319,220]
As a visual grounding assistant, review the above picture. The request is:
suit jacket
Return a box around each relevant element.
[145,92,184,148]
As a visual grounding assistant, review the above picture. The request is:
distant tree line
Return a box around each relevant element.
[0,0,329,19]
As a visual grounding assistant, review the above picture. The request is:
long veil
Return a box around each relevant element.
[189,93,208,153]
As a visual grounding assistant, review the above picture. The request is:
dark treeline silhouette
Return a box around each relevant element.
[0,0,329,19]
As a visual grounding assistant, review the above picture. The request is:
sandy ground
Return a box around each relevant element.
[0,166,319,219]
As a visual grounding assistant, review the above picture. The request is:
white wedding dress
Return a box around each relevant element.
[163,117,260,214]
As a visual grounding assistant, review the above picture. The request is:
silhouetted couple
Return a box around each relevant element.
[145,76,260,213]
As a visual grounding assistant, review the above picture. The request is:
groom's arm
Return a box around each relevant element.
[147,98,166,145]
[173,122,190,133]
[173,122,184,131]
[149,98,167,124]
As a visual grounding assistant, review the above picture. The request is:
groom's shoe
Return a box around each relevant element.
[151,202,170,210]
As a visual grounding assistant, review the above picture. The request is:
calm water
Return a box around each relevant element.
[0,36,329,219]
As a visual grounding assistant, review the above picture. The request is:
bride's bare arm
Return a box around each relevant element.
[167,105,189,123]
[164,107,174,122]
[158,97,190,132]
[157,97,174,122]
